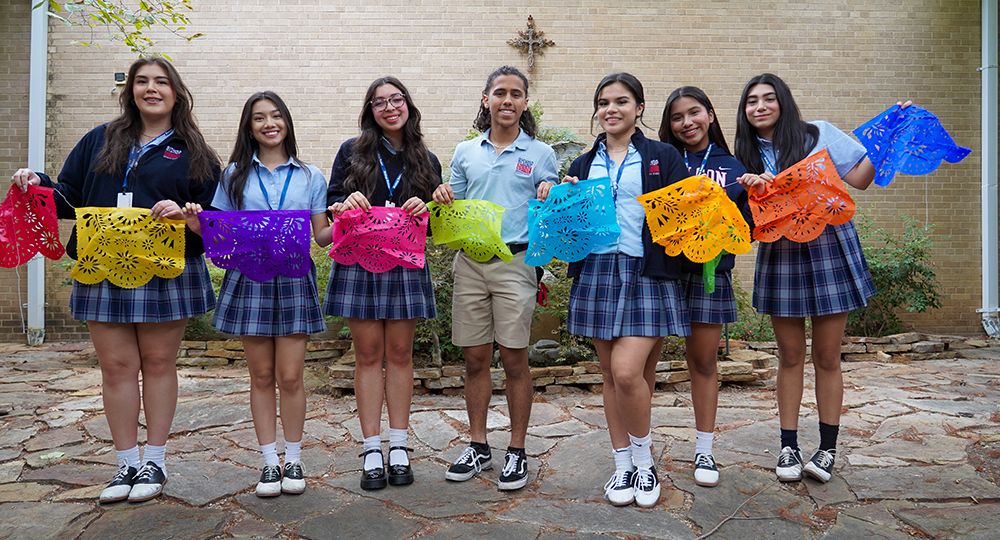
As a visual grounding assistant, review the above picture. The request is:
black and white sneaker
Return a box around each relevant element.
[693,453,719,487]
[445,445,492,482]
[497,449,528,491]
[256,465,282,497]
[803,449,836,483]
[99,464,137,504]
[632,465,661,508]
[603,468,635,506]
[281,461,306,494]
[128,461,166,502]
[775,446,804,482]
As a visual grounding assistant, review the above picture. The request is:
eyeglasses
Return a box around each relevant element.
[370,93,407,112]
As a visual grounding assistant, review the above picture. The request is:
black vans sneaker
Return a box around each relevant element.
[497,449,528,491]
[445,445,492,482]
[99,464,137,504]
[803,449,836,483]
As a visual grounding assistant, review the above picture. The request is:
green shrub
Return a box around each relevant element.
[727,274,775,341]
[847,216,942,336]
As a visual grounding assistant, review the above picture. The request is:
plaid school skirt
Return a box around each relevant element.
[568,252,690,340]
[753,221,876,317]
[213,267,326,337]
[678,270,737,325]
[324,262,437,321]
[70,256,215,323]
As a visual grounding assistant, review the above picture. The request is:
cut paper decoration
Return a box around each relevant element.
[637,175,751,263]
[72,207,186,288]
[426,200,512,263]
[853,104,971,187]
[748,149,856,243]
[199,210,312,281]
[0,184,64,268]
[525,177,620,266]
[330,207,428,273]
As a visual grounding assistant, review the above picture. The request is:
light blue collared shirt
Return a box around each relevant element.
[758,121,867,178]
[213,154,328,213]
[588,142,644,257]
[449,129,558,244]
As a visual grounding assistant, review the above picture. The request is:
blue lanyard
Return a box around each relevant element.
[255,164,294,210]
[683,143,714,176]
[604,146,636,201]
[759,146,778,175]
[377,152,403,200]
[123,129,174,192]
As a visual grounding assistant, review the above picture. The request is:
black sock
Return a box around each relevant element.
[471,441,491,456]
[818,422,839,452]
[507,446,526,456]
[780,429,799,451]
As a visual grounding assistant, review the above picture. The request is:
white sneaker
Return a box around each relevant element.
[127,462,167,502]
[99,464,137,504]
[632,466,661,508]
[693,453,719,487]
[256,465,282,497]
[603,468,635,506]
[775,447,803,482]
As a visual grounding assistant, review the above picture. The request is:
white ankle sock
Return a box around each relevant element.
[388,428,409,466]
[260,442,279,467]
[629,432,654,469]
[695,430,714,457]
[613,446,633,471]
[141,444,166,474]
[363,435,382,471]
[116,445,140,468]
[284,440,302,464]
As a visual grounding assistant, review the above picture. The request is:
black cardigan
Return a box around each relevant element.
[566,130,689,280]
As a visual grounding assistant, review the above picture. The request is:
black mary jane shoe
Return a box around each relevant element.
[359,448,388,490]
[388,446,414,486]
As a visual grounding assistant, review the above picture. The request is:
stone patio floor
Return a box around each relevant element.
[1,341,999,539]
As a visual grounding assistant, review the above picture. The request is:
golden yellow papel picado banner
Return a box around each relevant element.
[71,207,186,288]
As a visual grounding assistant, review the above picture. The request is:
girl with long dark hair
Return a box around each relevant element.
[326,77,441,490]
[185,90,332,497]
[564,73,689,508]
[11,57,219,503]
[661,86,752,488]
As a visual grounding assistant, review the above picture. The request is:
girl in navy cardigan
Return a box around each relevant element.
[564,73,688,508]
[660,86,752,489]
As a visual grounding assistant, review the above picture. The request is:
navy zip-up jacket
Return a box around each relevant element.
[674,144,754,274]
[38,124,219,259]
[566,129,689,280]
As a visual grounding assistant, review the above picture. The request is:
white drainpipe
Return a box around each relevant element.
[980,0,1000,336]
[26,1,48,345]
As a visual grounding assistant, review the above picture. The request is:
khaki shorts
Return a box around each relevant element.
[451,251,537,349]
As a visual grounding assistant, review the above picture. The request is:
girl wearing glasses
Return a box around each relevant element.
[184,91,331,497]
[326,77,441,490]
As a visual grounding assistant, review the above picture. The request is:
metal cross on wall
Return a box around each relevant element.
[507,16,554,72]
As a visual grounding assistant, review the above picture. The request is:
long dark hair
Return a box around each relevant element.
[660,86,731,155]
[343,77,438,201]
[472,65,537,138]
[226,91,307,210]
[734,73,818,174]
[589,72,649,135]
[95,57,219,182]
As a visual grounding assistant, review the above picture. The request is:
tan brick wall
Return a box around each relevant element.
[0,0,987,339]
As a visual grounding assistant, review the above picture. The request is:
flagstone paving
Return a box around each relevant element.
[0,341,998,539]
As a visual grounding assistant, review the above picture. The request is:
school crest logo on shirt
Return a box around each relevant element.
[163,146,182,160]
[515,158,534,176]
[649,160,661,175]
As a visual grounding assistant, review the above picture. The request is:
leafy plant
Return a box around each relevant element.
[848,216,942,336]
[39,0,204,58]
[727,273,775,341]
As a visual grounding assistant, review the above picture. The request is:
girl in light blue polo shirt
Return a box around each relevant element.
[186,91,332,498]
